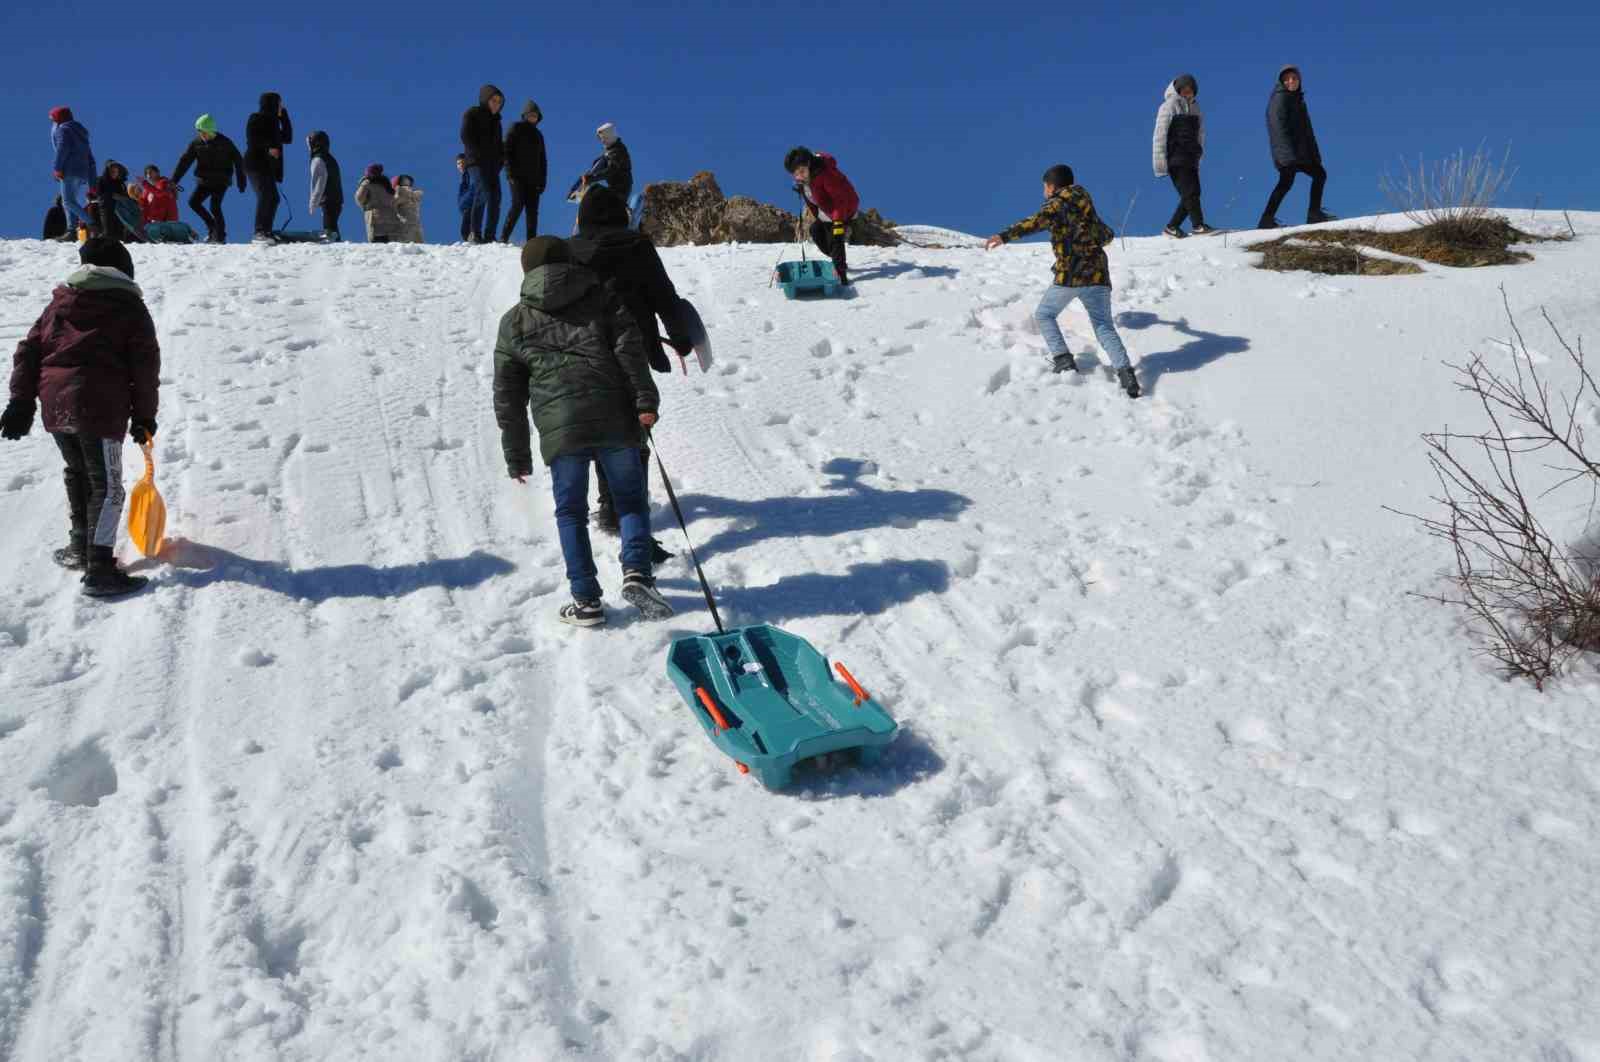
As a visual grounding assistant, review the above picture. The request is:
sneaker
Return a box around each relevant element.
[81,547,147,598]
[1051,352,1077,374]
[251,232,276,245]
[592,504,619,534]
[1306,210,1338,224]
[1257,217,1282,230]
[1190,223,1220,236]
[558,598,606,628]
[621,570,674,620]
[1163,225,1188,239]
[1117,366,1142,399]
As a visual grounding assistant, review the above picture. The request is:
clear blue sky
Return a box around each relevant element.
[3,0,1595,243]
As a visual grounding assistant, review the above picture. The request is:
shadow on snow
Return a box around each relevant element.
[1116,310,1251,394]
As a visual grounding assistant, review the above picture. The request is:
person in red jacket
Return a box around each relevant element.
[138,165,179,223]
[784,147,860,285]
[0,238,160,597]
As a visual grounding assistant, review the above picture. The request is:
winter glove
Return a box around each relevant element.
[129,418,157,445]
[0,399,35,440]
[832,220,847,241]
[53,170,63,181]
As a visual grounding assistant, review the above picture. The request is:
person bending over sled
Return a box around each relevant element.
[784,146,859,286]
[1,238,160,597]
[987,164,1141,398]
[492,236,672,628]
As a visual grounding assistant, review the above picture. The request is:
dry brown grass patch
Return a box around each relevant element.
[1248,215,1563,275]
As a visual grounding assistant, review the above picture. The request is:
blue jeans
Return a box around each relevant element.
[1034,284,1131,371]
[60,176,92,231]
[550,447,652,600]
[465,166,501,240]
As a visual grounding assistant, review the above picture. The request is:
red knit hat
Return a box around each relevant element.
[49,106,73,123]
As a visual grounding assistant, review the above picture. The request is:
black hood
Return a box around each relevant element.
[308,130,331,156]
[259,91,282,115]
[479,84,504,107]
[577,187,630,235]
[1276,65,1301,89]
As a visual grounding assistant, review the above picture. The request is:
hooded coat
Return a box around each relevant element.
[245,92,293,181]
[1152,76,1204,176]
[800,153,858,222]
[460,85,505,171]
[504,108,548,191]
[50,109,96,181]
[1266,66,1321,167]
[139,177,179,223]
[9,265,160,439]
[492,262,656,473]
[173,132,246,191]
[570,196,689,375]
[395,185,425,242]
[307,131,343,212]
[355,174,405,242]
[95,162,134,240]
[572,140,632,202]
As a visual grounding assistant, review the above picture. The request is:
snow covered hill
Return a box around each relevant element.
[1,217,1597,1062]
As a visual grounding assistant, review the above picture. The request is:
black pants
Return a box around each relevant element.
[249,170,280,235]
[1262,162,1326,221]
[1166,165,1205,229]
[188,184,228,241]
[809,218,850,278]
[596,445,651,515]
[53,432,125,549]
[501,179,540,241]
[322,202,342,236]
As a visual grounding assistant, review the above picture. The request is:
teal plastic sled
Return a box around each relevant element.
[774,259,842,299]
[667,624,897,788]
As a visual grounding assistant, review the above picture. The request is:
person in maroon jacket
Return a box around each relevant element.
[784,146,860,285]
[1,238,160,597]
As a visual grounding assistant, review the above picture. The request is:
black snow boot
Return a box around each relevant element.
[1306,209,1338,224]
[1051,353,1077,374]
[81,546,148,598]
[53,524,88,570]
[1117,366,1143,399]
[1257,216,1281,229]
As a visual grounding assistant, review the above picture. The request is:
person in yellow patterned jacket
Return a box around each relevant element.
[987,164,1141,398]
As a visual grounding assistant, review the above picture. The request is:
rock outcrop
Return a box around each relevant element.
[640,173,899,247]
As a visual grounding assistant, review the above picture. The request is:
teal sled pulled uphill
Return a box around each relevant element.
[667,624,897,788]
[774,259,843,299]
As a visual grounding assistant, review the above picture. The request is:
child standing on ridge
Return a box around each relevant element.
[0,238,160,597]
[50,106,97,238]
[784,146,858,286]
[456,154,473,243]
[1153,74,1215,238]
[395,175,425,243]
[307,130,344,239]
[1257,65,1335,228]
[355,165,405,244]
[986,164,1141,398]
[492,236,672,628]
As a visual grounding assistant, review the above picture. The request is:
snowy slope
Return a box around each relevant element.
[1,216,1598,1062]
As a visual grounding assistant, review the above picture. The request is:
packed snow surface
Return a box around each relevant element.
[1,216,1598,1061]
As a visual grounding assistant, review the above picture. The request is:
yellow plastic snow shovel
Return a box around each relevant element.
[126,439,166,557]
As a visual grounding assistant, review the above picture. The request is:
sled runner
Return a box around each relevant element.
[667,624,897,789]
[774,259,843,299]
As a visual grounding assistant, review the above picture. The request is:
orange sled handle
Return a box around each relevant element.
[834,663,869,706]
[695,687,732,731]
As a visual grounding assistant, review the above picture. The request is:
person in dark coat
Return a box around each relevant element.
[94,161,135,241]
[50,106,97,237]
[43,196,68,240]
[569,123,632,205]
[459,84,505,242]
[1,238,160,597]
[173,114,247,243]
[492,236,671,627]
[569,186,694,537]
[455,154,473,242]
[784,146,859,284]
[1152,74,1215,237]
[1257,65,1334,228]
[307,130,344,238]
[500,100,547,243]
[244,92,293,239]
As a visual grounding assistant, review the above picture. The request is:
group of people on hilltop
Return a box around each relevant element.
[1150,63,1332,238]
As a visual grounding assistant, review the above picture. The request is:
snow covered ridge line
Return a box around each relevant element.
[1,224,1599,1060]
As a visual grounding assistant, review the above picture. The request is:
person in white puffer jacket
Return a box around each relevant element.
[1152,74,1214,238]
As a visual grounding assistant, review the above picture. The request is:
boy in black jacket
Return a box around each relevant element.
[173,114,247,243]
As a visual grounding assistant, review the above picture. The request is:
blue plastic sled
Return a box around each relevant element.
[667,624,897,788]
[774,259,843,299]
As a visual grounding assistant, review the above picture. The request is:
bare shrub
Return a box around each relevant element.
[1381,144,1518,244]
[1391,291,1600,687]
